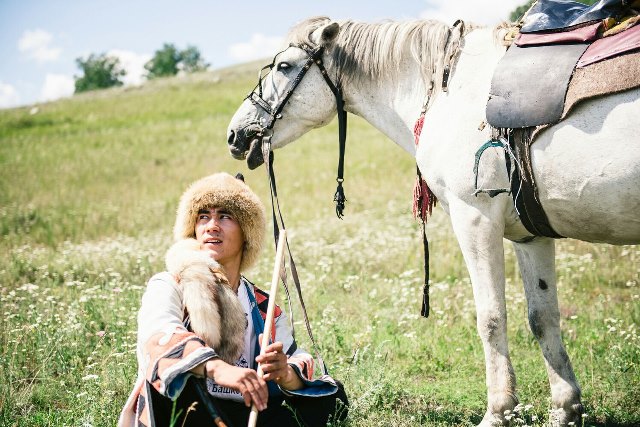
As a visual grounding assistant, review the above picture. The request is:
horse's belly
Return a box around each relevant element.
[533,88,640,244]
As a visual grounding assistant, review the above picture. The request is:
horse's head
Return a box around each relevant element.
[227,17,341,169]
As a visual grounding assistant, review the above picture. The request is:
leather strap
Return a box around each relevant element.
[507,128,564,238]
[442,19,465,92]
[262,138,329,376]
[296,43,348,218]
[247,43,349,218]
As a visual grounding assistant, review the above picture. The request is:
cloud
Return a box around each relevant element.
[0,82,21,109]
[18,29,62,62]
[107,49,152,86]
[40,74,74,102]
[420,0,525,25]
[228,33,284,62]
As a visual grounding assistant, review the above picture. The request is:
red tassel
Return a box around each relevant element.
[413,114,425,146]
[413,176,435,222]
[412,176,422,219]
[412,111,436,222]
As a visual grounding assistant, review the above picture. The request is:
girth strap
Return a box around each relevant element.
[507,128,564,238]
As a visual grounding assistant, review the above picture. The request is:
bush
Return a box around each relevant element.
[74,54,125,93]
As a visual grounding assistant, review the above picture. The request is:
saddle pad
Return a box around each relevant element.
[577,22,640,66]
[515,21,601,46]
[561,50,640,119]
[521,0,629,33]
[486,43,589,129]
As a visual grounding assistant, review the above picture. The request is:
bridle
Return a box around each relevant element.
[246,42,348,218]
[241,43,349,376]
[243,21,465,324]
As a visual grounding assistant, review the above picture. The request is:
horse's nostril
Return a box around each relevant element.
[227,130,236,145]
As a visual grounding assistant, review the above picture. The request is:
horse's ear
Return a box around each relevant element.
[319,22,340,47]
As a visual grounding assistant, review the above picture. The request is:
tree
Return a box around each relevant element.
[179,45,209,73]
[144,43,181,79]
[145,43,209,79]
[510,0,599,22]
[510,0,535,22]
[74,54,125,93]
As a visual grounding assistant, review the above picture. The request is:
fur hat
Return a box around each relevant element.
[174,173,266,272]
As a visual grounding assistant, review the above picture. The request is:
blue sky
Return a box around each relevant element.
[0,0,524,109]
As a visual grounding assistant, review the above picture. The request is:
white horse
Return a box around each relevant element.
[226,17,640,426]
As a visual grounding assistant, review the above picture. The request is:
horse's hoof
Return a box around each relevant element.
[477,412,507,427]
[549,403,585,427]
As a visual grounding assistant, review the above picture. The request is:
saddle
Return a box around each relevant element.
[488,0,640,129]
[484,0,640,238]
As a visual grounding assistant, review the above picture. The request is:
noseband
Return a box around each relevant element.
[246,43,348,218]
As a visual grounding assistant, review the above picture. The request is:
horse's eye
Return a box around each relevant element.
[276,62,291,71]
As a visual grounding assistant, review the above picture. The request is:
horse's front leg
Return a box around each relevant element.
[513,238,583,426]
[448,198,517,426]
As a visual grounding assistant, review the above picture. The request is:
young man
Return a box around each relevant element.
[119,172,347,427]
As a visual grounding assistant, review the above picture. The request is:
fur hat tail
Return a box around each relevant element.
[166,239,246,364]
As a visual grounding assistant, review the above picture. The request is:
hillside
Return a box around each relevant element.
[0,60,417,246]
[0,63,638,426]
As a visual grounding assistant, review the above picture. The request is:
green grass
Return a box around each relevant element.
[0,63,638,426]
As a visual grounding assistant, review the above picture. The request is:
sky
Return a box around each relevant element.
[0,0,525,109]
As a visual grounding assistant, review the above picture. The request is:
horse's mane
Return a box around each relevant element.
[287,16,470,88]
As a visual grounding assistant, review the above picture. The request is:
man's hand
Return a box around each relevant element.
[204,359,268,410]
[256,336,304,391]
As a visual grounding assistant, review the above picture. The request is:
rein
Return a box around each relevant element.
[247,43,349,218]
[243,42,351,375]
[261,138,329,376]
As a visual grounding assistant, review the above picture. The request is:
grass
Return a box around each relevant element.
[0,63,638,426]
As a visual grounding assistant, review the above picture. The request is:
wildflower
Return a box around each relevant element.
[96,331,106,337]
[82,374,99,381]
[19,283,39,293]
